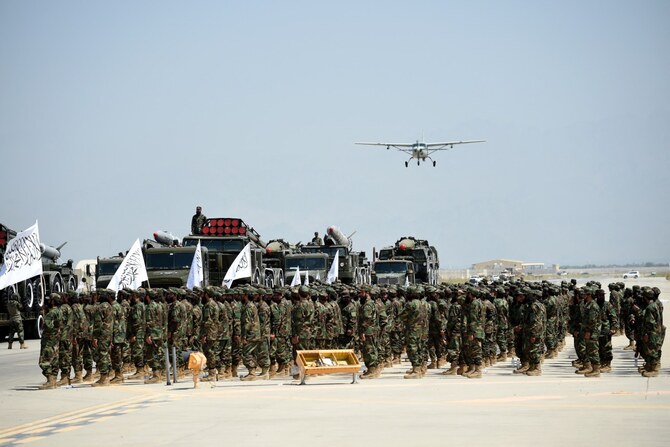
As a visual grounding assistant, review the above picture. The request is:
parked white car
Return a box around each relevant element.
[623,271,640,279]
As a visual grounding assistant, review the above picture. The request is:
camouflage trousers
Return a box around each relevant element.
[58,339,73,376]
[574,333,586,362]
[641,330,665,364]
[203,340,219,370]
[514,331,525,362]
[585,336,599,365]
[242,339,270,370]
[463,336,483,366]
[624,320,635,342]
[95,337,112,375]
[72,338,85,372]
[406,332,423,367]
[111,342,125,373]
[507,327,515,353]
[39,337,59,377]
[390,331,404,357]
[7,320,24,344]
[232,338,242,368]
[337,334,357,351]
[82,338,95,371]
[546,319,558,351]
[428,332,445,362]
[598,335,613,363]
[483,331,496,359]
[131,333,145,368]
[145,339,165,372]
[218,338,232,368]
[496,327,508,354]
[274,336,292,365]
[446,334,461,363]
[361,334,379,368]
[379,331,392,362]
[123,340,131,366]
[523,336,544,364]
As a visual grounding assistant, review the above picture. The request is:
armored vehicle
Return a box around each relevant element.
[182,217,284,288]
[295,225,370,285]
[1,223,78,339]
[375,236,439,285]
[371,259,416,285]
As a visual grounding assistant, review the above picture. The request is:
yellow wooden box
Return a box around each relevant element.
[296,350,361,377]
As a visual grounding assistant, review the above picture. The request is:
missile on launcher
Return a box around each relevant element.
[154,230,179,247]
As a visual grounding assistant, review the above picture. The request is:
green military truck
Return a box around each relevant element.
[1,223,78,339]
[95,256,124,290]
[181,217,285,288]
[144,244,209,288]
[374,236,440,285]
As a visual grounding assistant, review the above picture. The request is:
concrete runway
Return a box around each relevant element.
[1,277,668,447]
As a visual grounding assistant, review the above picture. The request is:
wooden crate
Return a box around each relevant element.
[295,350,361,384]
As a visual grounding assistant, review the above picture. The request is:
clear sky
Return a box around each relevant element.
[1,1,668,268]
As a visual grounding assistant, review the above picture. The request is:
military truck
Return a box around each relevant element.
[371,259,416,285]
[1,223,78,339]
[182,217,285,288]
[296,225,370,285]
[375,236,439,285]
[144,244,209,288]
[95,256,124,290]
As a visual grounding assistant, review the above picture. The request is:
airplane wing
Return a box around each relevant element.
[355,142,415,148]
[424,140,486,149]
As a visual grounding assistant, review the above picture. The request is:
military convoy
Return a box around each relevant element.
[372,236,440,285]
[0,223,79,339]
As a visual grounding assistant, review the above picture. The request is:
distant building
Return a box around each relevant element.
[472,259,524,275]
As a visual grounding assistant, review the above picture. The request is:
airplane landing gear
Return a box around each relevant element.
[433,161,436,167]
[405,161,408,167]
[417,160,420,166]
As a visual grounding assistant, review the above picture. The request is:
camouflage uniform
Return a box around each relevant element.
[338,296,358,350]
[57,301,74,381]
[144,297,166,375]
[256,296,272,372]
[271,294,293,371]
[640,289,665,376]
[39,304,61,380]
[83,298,97,373]
[445,297,463,368]
[111,298,127,377]
[127,295,146,371]
[218,297,233,375]
[463,294,484,376]
[291,292,314,353]
[427,296,445,367]
[482,295,497,364]
[581,293,602,374]
[544,291,559,357]
[402,294,424,371]
[359,294,380,374]
[71,298,90,378]
[389,295,405,361]
[493,290,509,359]
[597,294,618,371]
[201,294,220,373]
[6,296,24,345]
[93,298,113,376]
[523,293,546,374]
[241,299,267,372]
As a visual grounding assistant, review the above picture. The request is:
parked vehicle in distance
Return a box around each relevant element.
[623,270,640,279]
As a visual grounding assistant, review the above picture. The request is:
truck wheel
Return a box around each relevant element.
[52,274,64,293]
[36,279,45,309]
[67,276,77,292]
[33,314,44,339]
[24,280,36,309]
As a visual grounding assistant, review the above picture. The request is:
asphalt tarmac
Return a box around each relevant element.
[1,277,668,447]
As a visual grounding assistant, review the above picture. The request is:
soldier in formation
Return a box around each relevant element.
[33,278,664,389]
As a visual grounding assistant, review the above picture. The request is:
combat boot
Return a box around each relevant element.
[641,363,659,377]
[109,370,124,385]
[571,359,583,368]
[404,367,422,379]
[127,367,145,380]
[7,341,12,350]
[442,362,458,375]
[39,375,57,390]
[221,366,233,379]
[427,358,438,369]
[525,363,542,376]
[623,341,635,351]
[92,373,111,387]
[496,352,507,362]
[20,341,28,349]
[509,348,516,357]
[56,373,71,387]
[456,364,467,375]
[240,367,258,381]
[360,365,377,379]
[585,363,600,377]
[231,365,239,378]
[466,365,482,379]
[144,370,163,384]
[270,364,282,377]
[257,367,270,380]
[201,368,218,382]
[71,370,83,384]
[82,370,94,382]
[490,355,497,365]
[462,364,475,377]
[577,362,592,374]
[600,362,612,373]
[513,362,529,374]
[483,358,490,368]
[393,354,402,365]
[269,364,278,378]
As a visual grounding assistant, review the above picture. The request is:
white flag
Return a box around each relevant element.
[326,250,339,284]
[222,243,252,288]
[186,240,204,290]
[405,276,410,287]
[315,271,321,282]
[0,221,43,290]
[290,266,301,287]
[304,270,309,286]
[108,239,148,292]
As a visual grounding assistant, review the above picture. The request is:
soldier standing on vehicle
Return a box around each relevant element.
[191,206,207,235]
[311,232,323,245]
[6,293,26,349]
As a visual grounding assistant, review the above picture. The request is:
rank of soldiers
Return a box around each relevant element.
[32,279,664,389]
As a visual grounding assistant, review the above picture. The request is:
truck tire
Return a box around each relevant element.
[24,280,36,309]
[35,278,45,309]
[33,314,44,339]
[67,276,77,292]
[52,274,64,294]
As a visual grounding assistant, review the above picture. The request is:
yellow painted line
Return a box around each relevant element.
[62,417,92,425]
[118,409,139,414]
[15,436,46,444]
[0,394,151,438]
[54,426,82,433]
[0,438,16,444]
[95,416,114,423]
